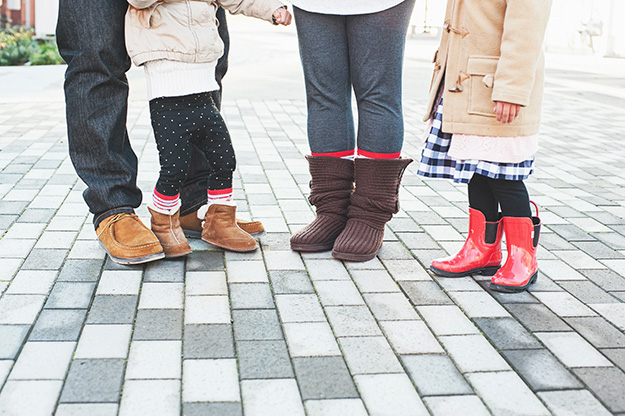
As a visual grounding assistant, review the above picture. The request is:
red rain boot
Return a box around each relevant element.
[490,203,541,293]
[430,208,503,277]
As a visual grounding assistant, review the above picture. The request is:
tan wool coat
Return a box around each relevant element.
[424,0,552,139]
[125,0,283,67]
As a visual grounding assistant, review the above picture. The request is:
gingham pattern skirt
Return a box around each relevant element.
[417,100,534,184]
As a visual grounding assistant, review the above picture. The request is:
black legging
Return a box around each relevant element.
[468,174,531,221]
[150,92,236,197]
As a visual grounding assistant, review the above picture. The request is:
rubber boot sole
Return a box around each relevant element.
[490,272,538,293]
[100,241,166,265]
[201,237,258,253]
[331,248,378,262]
[430,265,501,278]
[184,228,265,239]
[291,241,335,252]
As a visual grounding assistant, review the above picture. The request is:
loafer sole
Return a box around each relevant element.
[99,241,166,265]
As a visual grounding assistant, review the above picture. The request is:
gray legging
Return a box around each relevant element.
[294,0,416,157]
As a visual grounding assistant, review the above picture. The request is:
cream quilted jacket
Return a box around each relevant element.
[125,0,283,66]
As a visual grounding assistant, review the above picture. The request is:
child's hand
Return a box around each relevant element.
[272,6,292,26]
[494,101,521,124]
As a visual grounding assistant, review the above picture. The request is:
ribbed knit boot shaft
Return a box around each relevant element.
[290,156,354,252]
[332,158,412,262]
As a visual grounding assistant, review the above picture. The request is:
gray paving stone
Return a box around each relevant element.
[559,281,620,304]
[338,336,403,375]
[538,390,613,416]
[505,303,571,332]
[21,248,67,270]
[257,232,291,251]
[144,258,185,282]
[0,325,29,359]
[269,270,314,294]
[86,296,138,324]
[45,282,96,309]
[186,250,225,271]
[408,249,449,268]
[292,357,358,400]
[377,241,416,260]
[0,215,18,229]
[573,367,625,413]
[502,349,582,391]
[396,232,440,250]
[183,402,243,416]
[401,354,473,396]
[539,232,578,251]
[29,309,86,341]
[324,306,382,337]
[388,218,423,234]
[57,259,104,282]
[103,258,143,271]
[237,340,294,379]
[467,371,550,416]
[55,403,119,416]
[399,281,453,306]
[580,269,625,291]
[60,359,126,403]
[601,348,625,370]
[133,309,183,340]
[565,317,625,348]
[424,396,490,416]
[17,208,55,223]
[548,224,596,241]
[183,324,234,359]
[230,283,274,309]
[0,200,29,215]
[573,241,625,259]
[474,318,542,350]
[593,232,625,250]
[232,309,283,341]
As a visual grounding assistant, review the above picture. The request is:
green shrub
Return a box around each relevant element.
[0,27,64,66]
[29,40,64,65]
[0,28,36,66]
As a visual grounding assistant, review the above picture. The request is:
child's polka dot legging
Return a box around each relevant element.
[149,92,236,198]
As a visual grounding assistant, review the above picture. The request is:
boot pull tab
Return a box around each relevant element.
[530,200,539,217]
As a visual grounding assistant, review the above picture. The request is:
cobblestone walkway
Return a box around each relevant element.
[2,24,625,416]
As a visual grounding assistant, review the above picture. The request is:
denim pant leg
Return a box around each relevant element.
[56,0,139,228]
[293,7,355,154]
[347,0,416,155]
[179,6,230,216]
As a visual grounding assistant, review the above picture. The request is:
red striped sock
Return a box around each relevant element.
[357,149,401,159]
[152,190,180,213]
[207,188,233,205]
[311,150,354,159]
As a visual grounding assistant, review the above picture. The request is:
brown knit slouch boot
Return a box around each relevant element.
[148,207,192,258]
[332,158,412,262]
[290,155,354,252]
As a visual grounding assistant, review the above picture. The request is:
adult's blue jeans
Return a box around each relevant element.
[56,0,229,227]
[293,0,416,156]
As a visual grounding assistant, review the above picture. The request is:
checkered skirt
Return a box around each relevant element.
[417,100,534,184]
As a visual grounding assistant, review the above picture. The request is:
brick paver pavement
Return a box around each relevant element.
[1,18,625,416]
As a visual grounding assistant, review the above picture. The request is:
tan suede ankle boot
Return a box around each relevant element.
[148,207,192,258]
[201,204,258,252]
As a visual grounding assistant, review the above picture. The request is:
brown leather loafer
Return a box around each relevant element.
[180,211,265,238]
[96,213,165,265]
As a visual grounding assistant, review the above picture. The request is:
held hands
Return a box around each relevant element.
[493,101,521,124]
[272,6,292,26]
